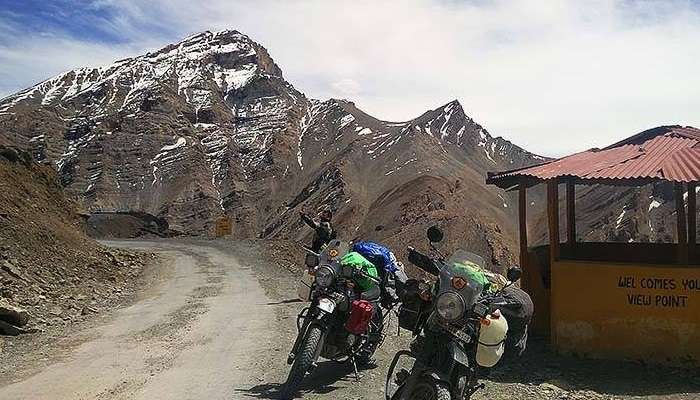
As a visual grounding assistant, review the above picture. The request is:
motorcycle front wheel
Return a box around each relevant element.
[407,377,451,400]
[281,326,323,399]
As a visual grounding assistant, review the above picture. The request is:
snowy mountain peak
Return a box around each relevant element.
[443,99,463,110]
[0,28,285,117]
[0,28,546,250]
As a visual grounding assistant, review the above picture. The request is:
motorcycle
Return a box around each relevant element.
[386,226,522,400]
[282,239,385,399]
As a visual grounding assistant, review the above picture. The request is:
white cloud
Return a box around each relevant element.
[331,78,362,97]
[2,0,700,157]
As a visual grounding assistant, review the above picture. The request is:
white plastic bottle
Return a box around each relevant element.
[476,309,509,367]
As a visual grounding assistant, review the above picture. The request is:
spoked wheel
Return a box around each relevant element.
[407,378,451,400]
[280,326,323,399]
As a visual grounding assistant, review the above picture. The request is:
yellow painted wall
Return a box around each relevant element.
[551,260,700,365]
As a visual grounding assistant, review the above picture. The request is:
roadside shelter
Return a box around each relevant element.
[487,125,700,364]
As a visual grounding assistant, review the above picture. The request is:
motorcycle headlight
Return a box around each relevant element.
[315,265,335,287]
[435,292,466,322]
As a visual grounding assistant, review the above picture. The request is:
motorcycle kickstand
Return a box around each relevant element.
[350,356,360,382]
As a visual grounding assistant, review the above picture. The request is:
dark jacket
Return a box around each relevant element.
[301,214,336,252]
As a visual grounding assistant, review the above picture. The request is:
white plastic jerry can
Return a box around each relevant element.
[297,268,315,301]
[475,309,509,368]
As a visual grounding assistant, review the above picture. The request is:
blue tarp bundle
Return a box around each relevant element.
[351,241,399,274]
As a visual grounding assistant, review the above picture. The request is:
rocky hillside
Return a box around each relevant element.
[0,146,148,335]
[0,29,548,269]
[560,183,683,244]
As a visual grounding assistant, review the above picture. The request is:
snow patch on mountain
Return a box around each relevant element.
[298,100,325,170]
[339,114,355,129]
[150,137,188,185]
[0,30,266,117]
[384,156,417,176]
[648,199,662,212]
[201,130,229,210]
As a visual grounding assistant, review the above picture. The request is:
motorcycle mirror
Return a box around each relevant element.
[507,266,522,283]
[427,225,444,243]
[305,253,319,268]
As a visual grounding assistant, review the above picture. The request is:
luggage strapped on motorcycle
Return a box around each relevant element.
[351,241,407,308]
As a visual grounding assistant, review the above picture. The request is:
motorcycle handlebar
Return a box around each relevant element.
[355,269,381,285]
[407,247,441,276]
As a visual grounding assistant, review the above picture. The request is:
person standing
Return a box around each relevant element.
[299,209,336,252]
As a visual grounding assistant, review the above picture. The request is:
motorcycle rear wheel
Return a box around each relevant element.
[281,326,323,399]
[407,378,451,400]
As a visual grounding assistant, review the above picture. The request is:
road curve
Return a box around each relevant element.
[0,240,277,400]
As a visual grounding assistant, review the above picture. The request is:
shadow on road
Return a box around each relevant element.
[235,383,283,399]
[236,359,369,399]
[265,299,304,306]
[488,337,700,397]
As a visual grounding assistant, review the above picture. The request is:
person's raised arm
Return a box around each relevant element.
[299,211,318,229]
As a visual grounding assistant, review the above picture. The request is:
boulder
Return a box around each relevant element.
[0,299,29,327]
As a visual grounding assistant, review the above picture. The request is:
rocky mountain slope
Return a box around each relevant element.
[0,146,149,335]
[0,29,548,269]
[561,182,682,244]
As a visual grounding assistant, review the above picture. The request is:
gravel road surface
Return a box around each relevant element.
[1,239,698,400]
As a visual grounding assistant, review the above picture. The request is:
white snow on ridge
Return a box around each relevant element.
[0,87,37,114]
[424,121,435,137]
[648,199,661,212]
[40,77,66,106]
[385,157,417,176]
[29,134,45,143]
[616,209,626,229]
[357,127,372,136]
[456,126,466,139]
[339,114,355,129]
[477,129,496,164]
[3,30,264,114]
[439,106,455,140]
[366,132,404,159]
[56,132,97,171]
[84,163,103,194]
[151,137,188,185]
[202,131,229,210]
[298,100,324,170]
[214,64,257,91]
[159,137,187,153]
[234,95,288,169]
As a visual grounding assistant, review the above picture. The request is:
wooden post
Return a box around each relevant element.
[566,180,576,248]
[547,180,560,261]
[688,182,697,262]
[519,182,528,268]
[675,182,688,264]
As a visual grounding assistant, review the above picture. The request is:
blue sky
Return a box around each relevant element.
[2,0,700,157]
[2,1,122,43]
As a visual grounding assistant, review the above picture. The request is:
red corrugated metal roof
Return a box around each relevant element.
[487,125,700,188]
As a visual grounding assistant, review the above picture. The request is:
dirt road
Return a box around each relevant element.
[0,240,281,400]
[1,239,699,400]
[0,239,403,400]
